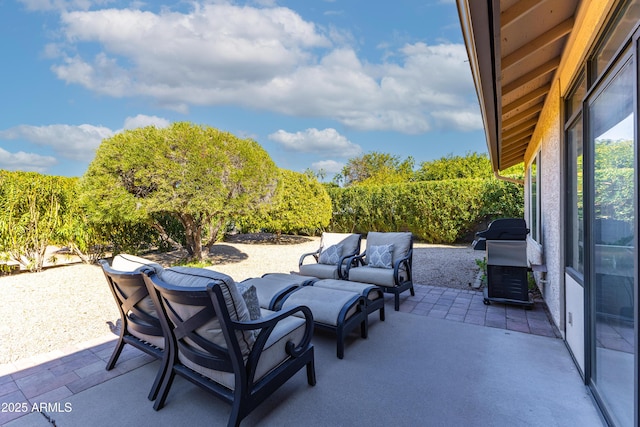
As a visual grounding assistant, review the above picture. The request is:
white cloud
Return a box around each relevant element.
[53,5,329,93]
[45,3,481,134]
[268,128,361,157]
[0,114,172,170]
[0,147,57,173]
[0,115,173,173]
[0,124,113,162]
[123,114,171,130]
[311,159,343,174]
[431,110,484,132]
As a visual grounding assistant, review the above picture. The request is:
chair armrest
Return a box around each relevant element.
[337,250,360,279]
[299,250,320,266]
[343,251,366,278]
[393,248,413,286]
[232,305,314,359]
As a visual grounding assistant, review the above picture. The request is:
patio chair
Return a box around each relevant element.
[142,266,316,427]
[299,232,362,279]
[99,254,167,400]
[345,232,414,311]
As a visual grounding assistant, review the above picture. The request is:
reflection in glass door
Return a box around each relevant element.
[588,58,635,427]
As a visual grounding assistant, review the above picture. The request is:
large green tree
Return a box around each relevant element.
[81,122,278,260]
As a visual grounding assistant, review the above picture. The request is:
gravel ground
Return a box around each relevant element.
[0,236,481,364]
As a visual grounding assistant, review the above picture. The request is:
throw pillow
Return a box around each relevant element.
[368,244,394,268]
[236,282,261,321]
[318,244,343,265]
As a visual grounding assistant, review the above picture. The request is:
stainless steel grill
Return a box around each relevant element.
[473,218,533,307]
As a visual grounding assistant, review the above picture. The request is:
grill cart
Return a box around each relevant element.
[473,218,533,308]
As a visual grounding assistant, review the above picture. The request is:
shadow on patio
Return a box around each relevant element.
[2,304,603,427]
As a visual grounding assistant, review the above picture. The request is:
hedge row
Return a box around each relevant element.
[327,178,524,243]
[0,170,524,270]
[0,171,81,271]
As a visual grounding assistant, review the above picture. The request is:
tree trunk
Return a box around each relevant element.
[181,214,204,260]
[204,217,225,250]
[151,222,184,251]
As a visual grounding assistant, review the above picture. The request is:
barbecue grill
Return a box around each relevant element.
[473,218,533,307]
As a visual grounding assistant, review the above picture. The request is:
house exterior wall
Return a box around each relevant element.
[524,83,563,330]
[521,0,616,333]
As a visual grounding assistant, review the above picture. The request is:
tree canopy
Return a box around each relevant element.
[239,168,332,235]
[415,152,494,181]
[336,152,415,187]
[80,122,278,260]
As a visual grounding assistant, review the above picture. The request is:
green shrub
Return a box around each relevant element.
[238,169,332,235]
[328,178,523,243]
[0,171,79,270]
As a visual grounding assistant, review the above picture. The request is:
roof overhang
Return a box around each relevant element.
[456,0,580,171]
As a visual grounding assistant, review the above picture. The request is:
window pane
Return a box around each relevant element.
[530,157,538,241]
[591,0,640,82]
[589,59,635,427]
[566,119,584,274]
[566,77,586,119]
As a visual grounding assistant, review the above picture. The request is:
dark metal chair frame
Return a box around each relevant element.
[141,268,316,427]
[345,235,415,311]
[99,259,167,401]
[299,233,363,279]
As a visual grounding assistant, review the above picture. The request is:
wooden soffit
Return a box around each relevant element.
[457,0,581,171]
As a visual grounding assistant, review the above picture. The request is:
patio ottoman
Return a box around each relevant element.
[280,286,366,359]
[239,273,318,310]
[311,279,385,336]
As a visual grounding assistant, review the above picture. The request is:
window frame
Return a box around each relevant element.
[528,152,542,244]
[564,73,586,282]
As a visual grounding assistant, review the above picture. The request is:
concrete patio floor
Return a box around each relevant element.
[1,284,600,426]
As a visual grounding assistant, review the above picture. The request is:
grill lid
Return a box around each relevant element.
[475,218,529,241]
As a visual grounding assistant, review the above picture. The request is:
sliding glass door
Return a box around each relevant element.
[588,54,636,427]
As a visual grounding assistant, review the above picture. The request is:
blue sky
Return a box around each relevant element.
[0,0,487,179]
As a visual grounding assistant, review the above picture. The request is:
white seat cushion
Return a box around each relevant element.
[180,308,306,390]
[281,287,359,326]
[349,265,397,287]
[112,254,163,274]
[299,263,341,279]
[312,279,380,301]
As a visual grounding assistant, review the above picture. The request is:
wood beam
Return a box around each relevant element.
[502,138,530,156]
[502,57,560,95]
[502,150,527,166]
[503,132,530,148]
[501,0,543,27]
[502,17,574,70]
[502,85,550,116]
[502,130,534,147]
[502,103,543,129]
[502,118,537,140]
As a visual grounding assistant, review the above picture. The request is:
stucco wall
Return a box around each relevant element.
[526,83,563,330]
[521,0,617,335]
